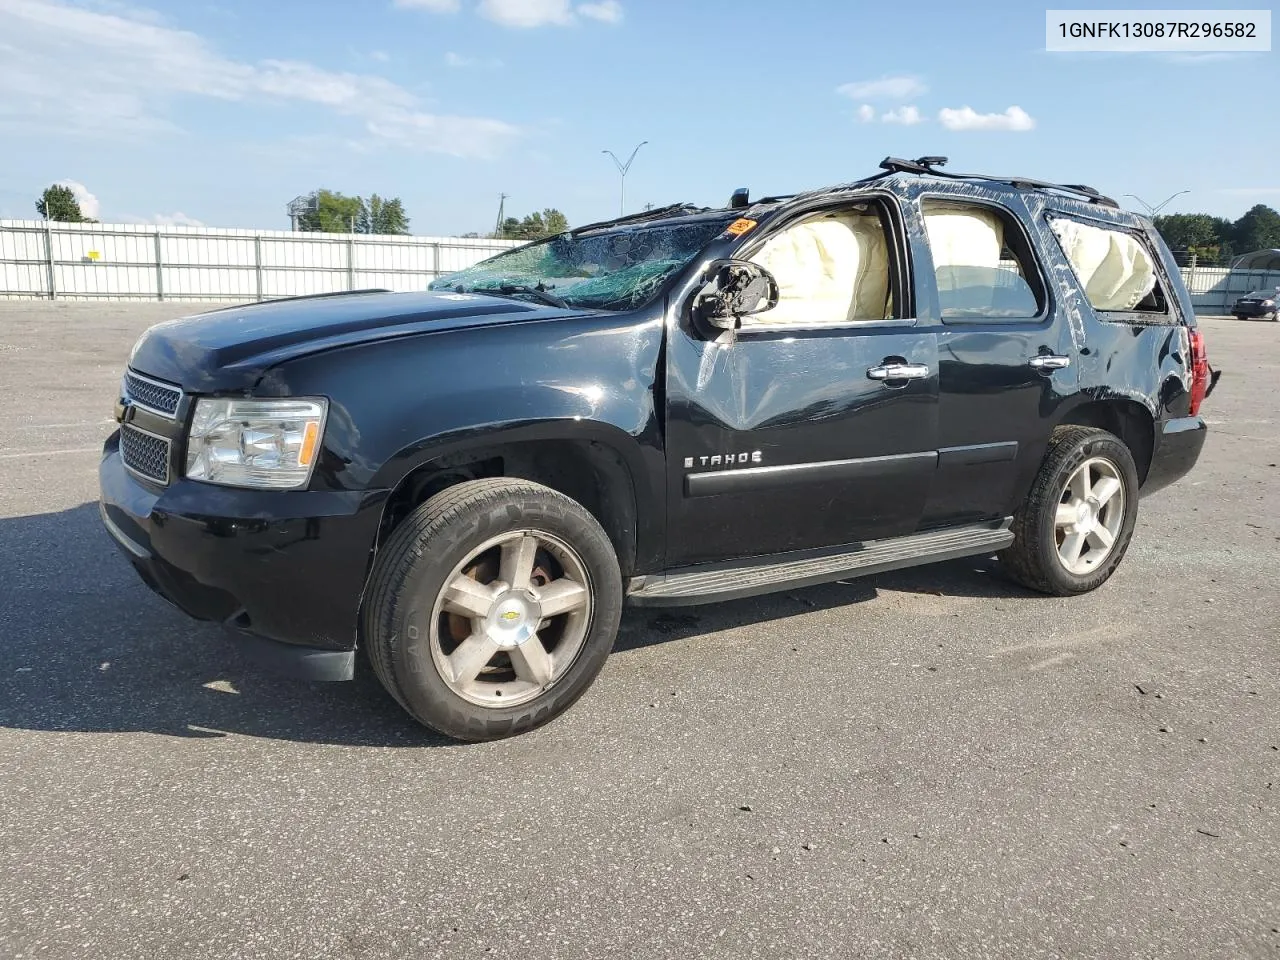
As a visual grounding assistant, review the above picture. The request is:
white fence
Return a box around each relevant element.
[0,219,521,302]
[1181,265,1280,315]
[3,218,1278,314]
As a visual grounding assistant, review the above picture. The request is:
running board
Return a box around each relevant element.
[627,519,1014,607]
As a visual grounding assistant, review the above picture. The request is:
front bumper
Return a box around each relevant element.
[99,432,387,680]
[1232,302,1275,317]
[1141,415,1207,497]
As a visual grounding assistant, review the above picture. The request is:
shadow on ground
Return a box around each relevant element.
[0,501,1039,746]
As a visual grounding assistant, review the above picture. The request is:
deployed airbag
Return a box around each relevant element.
[922,203,1040,319]
[749,214,889,325]
[922,205,1003,268]
[1049,218,1157,311]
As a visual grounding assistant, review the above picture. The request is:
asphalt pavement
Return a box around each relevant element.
[1,302,1277,959]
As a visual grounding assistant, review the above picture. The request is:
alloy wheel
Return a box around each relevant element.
[1053,457,1126,575]
[427,530,593,707]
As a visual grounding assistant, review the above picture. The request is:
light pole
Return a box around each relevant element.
[1123,190,1190,217]
[602,141,648,217]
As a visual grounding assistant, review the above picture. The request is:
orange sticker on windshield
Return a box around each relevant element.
[724,218,758,238]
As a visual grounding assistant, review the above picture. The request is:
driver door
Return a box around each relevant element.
[663,200,939,567]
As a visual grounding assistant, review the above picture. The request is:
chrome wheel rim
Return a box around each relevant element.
[427,530,593,708]
[1054,457,1125,576]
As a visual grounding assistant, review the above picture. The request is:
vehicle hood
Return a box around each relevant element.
[128,290,589,392]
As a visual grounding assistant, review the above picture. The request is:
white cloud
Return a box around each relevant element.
[0,0,519,157]
[882,105,923,125]
[837,75,927,101]
[392,0,460,10]
[477,0,573,27]
[856,104,876,123]
[938,105,1036,132]
[578,0,623,22]
[54,179,100,219]
[405,0,623,27]
[370,49,390,62]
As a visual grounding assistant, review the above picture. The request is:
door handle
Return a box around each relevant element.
[867,362,930,381]
[1028,354,1071,371]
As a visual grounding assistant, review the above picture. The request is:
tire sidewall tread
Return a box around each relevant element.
[362,479,622,742]
[1000,425,1140,596]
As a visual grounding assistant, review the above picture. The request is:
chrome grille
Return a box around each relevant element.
[123,370,183,418]
[120,425,171,484]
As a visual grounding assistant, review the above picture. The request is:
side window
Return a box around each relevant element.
[921,200,1044,320]
[1048,216,1168,314]
[742,209,892,326]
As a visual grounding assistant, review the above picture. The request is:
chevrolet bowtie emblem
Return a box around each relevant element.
[114,399,136,424]
[500,611,521,622]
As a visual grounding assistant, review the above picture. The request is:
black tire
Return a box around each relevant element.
[362,478,623,741]
[999,426,1140,596]
[1235,314,1247,321]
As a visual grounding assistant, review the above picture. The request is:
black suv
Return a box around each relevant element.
[99,158,1216,741]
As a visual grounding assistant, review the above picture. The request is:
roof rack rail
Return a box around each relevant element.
[874,156,1120,208]
[567,202,711,237]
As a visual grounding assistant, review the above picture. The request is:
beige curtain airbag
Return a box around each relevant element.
[749,215,889,325]
[922,206,1004,268]
[1050,218,1157,311]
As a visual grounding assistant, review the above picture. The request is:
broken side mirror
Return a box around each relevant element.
[694,259,780,331]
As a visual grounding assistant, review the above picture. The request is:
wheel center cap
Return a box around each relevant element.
[485,591,543,648]
[1076,501,1094,528]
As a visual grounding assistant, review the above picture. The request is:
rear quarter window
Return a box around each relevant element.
[1048,216,1172,320]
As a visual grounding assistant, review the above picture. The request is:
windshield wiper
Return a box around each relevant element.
[466,284,569,309]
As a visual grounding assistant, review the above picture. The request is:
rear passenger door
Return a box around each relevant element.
[909,192,1078,528]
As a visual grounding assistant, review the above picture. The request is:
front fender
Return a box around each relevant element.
[370,409,662,525]
[268,312,668,566]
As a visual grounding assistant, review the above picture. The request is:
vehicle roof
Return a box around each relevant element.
[568,156,1143,237]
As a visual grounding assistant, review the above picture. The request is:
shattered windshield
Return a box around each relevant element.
[429,215,735,311]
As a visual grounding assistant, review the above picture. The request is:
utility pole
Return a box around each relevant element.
[1123,190,1190,217]
[494,193,509,238]
[602,141,648,217]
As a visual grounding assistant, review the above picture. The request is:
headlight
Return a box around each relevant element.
[185,398,327,490]
[1264,299,1275,307]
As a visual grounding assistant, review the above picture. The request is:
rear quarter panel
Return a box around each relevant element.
[1022,195,1195,426]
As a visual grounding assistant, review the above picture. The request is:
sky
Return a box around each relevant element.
[0,0,1276,234]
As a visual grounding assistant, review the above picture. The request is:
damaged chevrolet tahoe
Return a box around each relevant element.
[99,157,1217,741]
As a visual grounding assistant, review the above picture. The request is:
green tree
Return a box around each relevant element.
[35,184,86,222]
[296,189,364,233]
[1153,213,1235,264]
[357,194,410,235]
[542,208,568,235]
[1231,204,1280,253]
[497,208,569,241]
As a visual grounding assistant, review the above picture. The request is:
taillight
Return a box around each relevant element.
[1188,328,1209,416]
